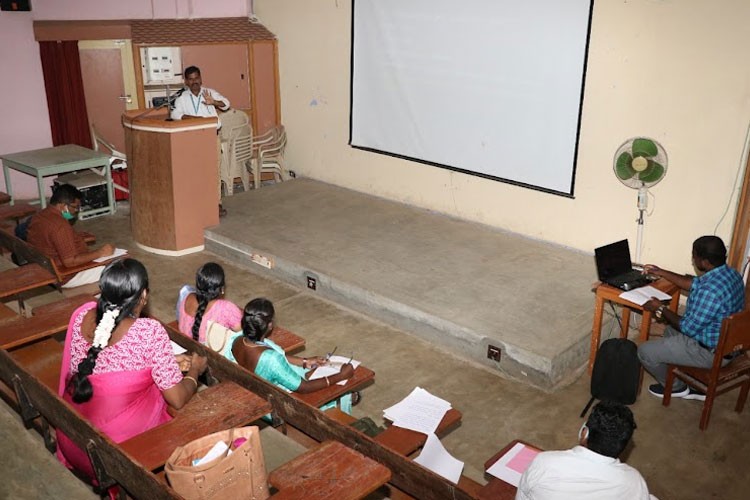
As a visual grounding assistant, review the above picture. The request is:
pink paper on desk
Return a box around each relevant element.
[506,446,539,473]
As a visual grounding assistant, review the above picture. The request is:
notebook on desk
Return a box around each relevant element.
[594,239,654,291]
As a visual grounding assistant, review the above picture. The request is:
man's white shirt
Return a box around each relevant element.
[170,87,230,127]
[516,446,657,500]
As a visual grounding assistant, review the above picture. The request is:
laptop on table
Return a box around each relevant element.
[594,239,653,291]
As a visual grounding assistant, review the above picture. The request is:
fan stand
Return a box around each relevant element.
[635,185,648,264]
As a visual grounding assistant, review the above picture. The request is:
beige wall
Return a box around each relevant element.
[256,0,750,274]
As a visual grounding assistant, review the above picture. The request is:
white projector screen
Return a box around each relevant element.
[350,0,593,196]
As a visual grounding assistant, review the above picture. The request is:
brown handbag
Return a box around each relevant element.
[165,426,270,500]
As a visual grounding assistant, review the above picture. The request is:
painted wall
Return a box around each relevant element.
[255,0,750,273]
[0,0,249,198]
[0,11,53,197]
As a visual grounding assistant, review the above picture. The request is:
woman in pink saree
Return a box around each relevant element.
[177,262,242,344]
[57,258,207,484]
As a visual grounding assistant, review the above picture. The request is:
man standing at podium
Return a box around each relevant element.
[171,65,230,217]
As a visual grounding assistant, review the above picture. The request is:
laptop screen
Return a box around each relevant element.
[594,240,632,281]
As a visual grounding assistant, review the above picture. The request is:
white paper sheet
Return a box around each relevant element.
[171,341,187,355]
[414,432,464,483]
[619,285,672,306]
[383,387,451,435]
[93,248,128,263]
[308,355,362,386]
[486,442,541,487]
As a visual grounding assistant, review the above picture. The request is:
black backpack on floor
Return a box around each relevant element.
[580,337,640,417]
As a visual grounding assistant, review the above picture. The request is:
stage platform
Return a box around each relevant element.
[207,179,598,390]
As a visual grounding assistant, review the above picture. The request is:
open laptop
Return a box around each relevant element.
[594,239,653,291]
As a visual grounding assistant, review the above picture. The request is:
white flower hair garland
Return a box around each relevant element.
[93,308,120,349]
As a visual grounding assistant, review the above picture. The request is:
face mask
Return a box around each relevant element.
[62,209,77,222]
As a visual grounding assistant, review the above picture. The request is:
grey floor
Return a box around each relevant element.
[1,197,749,500]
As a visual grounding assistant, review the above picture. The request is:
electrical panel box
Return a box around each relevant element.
[140,47,183,85]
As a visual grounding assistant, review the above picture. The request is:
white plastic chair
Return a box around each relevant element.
[251,125,287,189]
[219,110,252,195]
[90,125,129,199]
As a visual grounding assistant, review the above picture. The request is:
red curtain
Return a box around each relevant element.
[38,41,92,148]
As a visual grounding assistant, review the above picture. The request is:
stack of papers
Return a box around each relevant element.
[619,285,672,306]
[309,355,361,386]
[383,387,451,435]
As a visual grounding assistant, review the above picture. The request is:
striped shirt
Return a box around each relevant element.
[680,264,745,349]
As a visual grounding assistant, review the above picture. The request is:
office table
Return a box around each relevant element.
[589,279,680,374]
[1,144,114,219]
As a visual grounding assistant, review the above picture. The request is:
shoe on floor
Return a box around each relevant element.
[648,383,689,399]
[682,388,707,401]
[219,204,228,218]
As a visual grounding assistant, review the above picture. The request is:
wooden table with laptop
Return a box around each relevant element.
[589,278,680,374]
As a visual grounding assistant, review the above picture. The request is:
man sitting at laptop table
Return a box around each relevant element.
[637,236,744,400]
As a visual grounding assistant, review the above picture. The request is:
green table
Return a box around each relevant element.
[1,144,115,219]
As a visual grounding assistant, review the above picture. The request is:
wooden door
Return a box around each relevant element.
[180,43,251,110]
[79,40,139,154]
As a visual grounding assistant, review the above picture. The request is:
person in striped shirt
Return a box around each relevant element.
[638,235,745,400]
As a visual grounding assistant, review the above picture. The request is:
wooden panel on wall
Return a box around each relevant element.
[250,39,279,134]
[180,43,251,109]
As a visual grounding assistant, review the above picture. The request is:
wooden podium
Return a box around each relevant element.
[122,110,219,255]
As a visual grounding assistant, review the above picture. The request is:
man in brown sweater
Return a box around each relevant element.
[27,184,114,288]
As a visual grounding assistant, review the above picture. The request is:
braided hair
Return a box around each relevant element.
[241,298,275,342]
[67,259,149,403]
[191,262,226,341]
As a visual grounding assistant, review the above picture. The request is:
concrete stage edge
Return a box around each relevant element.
[206,179,598,390]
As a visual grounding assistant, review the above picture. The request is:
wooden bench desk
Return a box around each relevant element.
[0,202,37,223]
[9,338,64,392]
[120,381,272,472]
[0,301,85,350]
[589,278,680,374]
[31,294,96,317]
[269,440,391,500]
[325,406,463,457]
[295,365,375,409]
[165,321,306,354]
[0,302,18,324]
[478,439,541,500]
[0,264,58,310]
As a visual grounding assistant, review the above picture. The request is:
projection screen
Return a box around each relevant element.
[350,0,593,196]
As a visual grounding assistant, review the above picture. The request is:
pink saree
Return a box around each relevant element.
[57,303,172,480]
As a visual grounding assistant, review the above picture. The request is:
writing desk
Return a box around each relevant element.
[479,439,540,500]
[269,440,391,499]
[120,381,271,471]
[1,144,114,219]
[294,365,374,409]
[589,278,680,374]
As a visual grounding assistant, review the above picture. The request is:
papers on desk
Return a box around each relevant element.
[414,432,464,484]
[309,355,361,386]
[383,387,451,435]
[486,442,541,487]
[619,285,672,306]
[93,248,128,263]
[171,341,187,355]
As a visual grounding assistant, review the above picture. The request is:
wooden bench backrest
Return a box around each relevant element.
[0,348,181,499]
[167,327,478,500]
[0,227,57,278]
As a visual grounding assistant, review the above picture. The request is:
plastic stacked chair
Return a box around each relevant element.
[251,125,287,189]
[218,110,252,196]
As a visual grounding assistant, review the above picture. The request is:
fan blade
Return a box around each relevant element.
[615,152,636,180]
[632,138,658,158]
[638,160,665,183]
